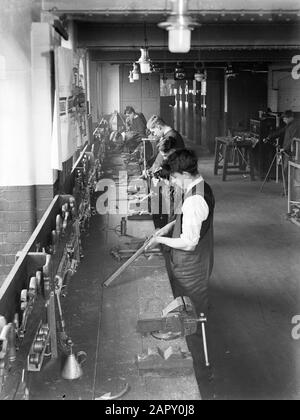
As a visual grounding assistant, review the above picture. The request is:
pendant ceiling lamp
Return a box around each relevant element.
[137,48,151,73]
[194,68,205,82]
[128,70,134,83]
[225,63,238,79]
[174,62,186,80]
[158,0,200,53]
[194,54,206,82]
[137,22,151,73]
[132,63,140,80]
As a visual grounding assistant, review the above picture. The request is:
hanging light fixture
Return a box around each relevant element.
[201,69,207,96]
[132,63,140,80]
[158,0,200,53]
[194,60,206,82]
[194,68,204,82]
[137,48,151,73]
[137,22,152,73]
[128,70,134,83]
[174,62,186,80]
[225,63,238,79]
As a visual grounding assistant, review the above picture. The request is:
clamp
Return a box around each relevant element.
[136,297,210,367]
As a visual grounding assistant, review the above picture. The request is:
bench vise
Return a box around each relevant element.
[136,297,205,339]
[136,297,210,366]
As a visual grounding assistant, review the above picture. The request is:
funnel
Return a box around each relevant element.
[61,346,86,380]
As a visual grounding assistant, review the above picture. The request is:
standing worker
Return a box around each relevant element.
[145,149,215,373]
[265,110,300,188]
[145,149,215,317]
[150,136,181,229]
[146,115,185,172]
[123,106,147,153]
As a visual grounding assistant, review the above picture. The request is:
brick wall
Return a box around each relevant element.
[0,185,54,286]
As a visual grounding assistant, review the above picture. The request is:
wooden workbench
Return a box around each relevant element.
[93,151,201,400]
[25,151,201,400]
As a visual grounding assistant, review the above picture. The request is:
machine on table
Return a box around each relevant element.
[214,136,256,181]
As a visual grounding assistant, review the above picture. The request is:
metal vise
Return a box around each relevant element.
[136,297,210,366]
[137,297,202,338]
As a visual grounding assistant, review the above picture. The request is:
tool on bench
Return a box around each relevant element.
[61,340,87,380]
[136,346,193,371]
[95,382,130,400]
[13,369,30,400]
[103,220,176,287]
[110,246,162,262]
[137,297,210,367]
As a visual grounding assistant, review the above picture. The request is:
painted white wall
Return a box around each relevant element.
[31,23,59,184]
[0,2,57,187]
[0,1,35,186]
[100,63,120,116]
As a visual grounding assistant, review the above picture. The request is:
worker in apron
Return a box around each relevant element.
[146,148,214,315]
[145,149,215,369]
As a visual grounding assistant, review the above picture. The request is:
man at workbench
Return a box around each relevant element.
[146,150,215,375]
[150,136,183,229]
[146,115,185,172]
[146,149,215,317]
[123,106,147,153]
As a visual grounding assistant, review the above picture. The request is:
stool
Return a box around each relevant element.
[214,137,255,181]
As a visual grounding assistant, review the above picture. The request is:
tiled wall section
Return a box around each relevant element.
[0,185,54,286]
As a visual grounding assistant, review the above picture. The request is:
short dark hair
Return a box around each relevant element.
[124,106,135,114]
[147,115,166,130]
[162,149,199,176]
[159,137,177,153]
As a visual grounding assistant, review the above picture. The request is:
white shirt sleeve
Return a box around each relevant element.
[180,195,209,247]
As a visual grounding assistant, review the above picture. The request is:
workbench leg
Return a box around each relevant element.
[237,148,243,170]
[249,149,255,181]
[222,145,229,181]
[214,141,220,175]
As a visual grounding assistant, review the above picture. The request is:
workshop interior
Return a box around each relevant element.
[0,0,300,400]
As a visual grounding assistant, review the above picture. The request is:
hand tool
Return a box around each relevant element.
[110,247,162,262]
[95,383,130,400]
[103,220,175,287]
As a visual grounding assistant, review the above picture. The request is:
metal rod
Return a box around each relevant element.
[104,221,175,287]
[71,143,89,173]
[200,316,210,367]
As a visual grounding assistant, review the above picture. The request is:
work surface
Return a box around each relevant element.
[27,152,201,400]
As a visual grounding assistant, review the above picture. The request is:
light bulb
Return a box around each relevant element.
[132,63,140,80]
[137,48,151,74]
[168,27,191,53]
[139,62,151,73]
[194,71,202,82]
[128,71,134,83]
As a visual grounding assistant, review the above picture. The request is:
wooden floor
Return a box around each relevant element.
[28,156,300,400]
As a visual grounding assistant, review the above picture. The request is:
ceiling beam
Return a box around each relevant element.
[90,48,299,64]
[77,22,300,50]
